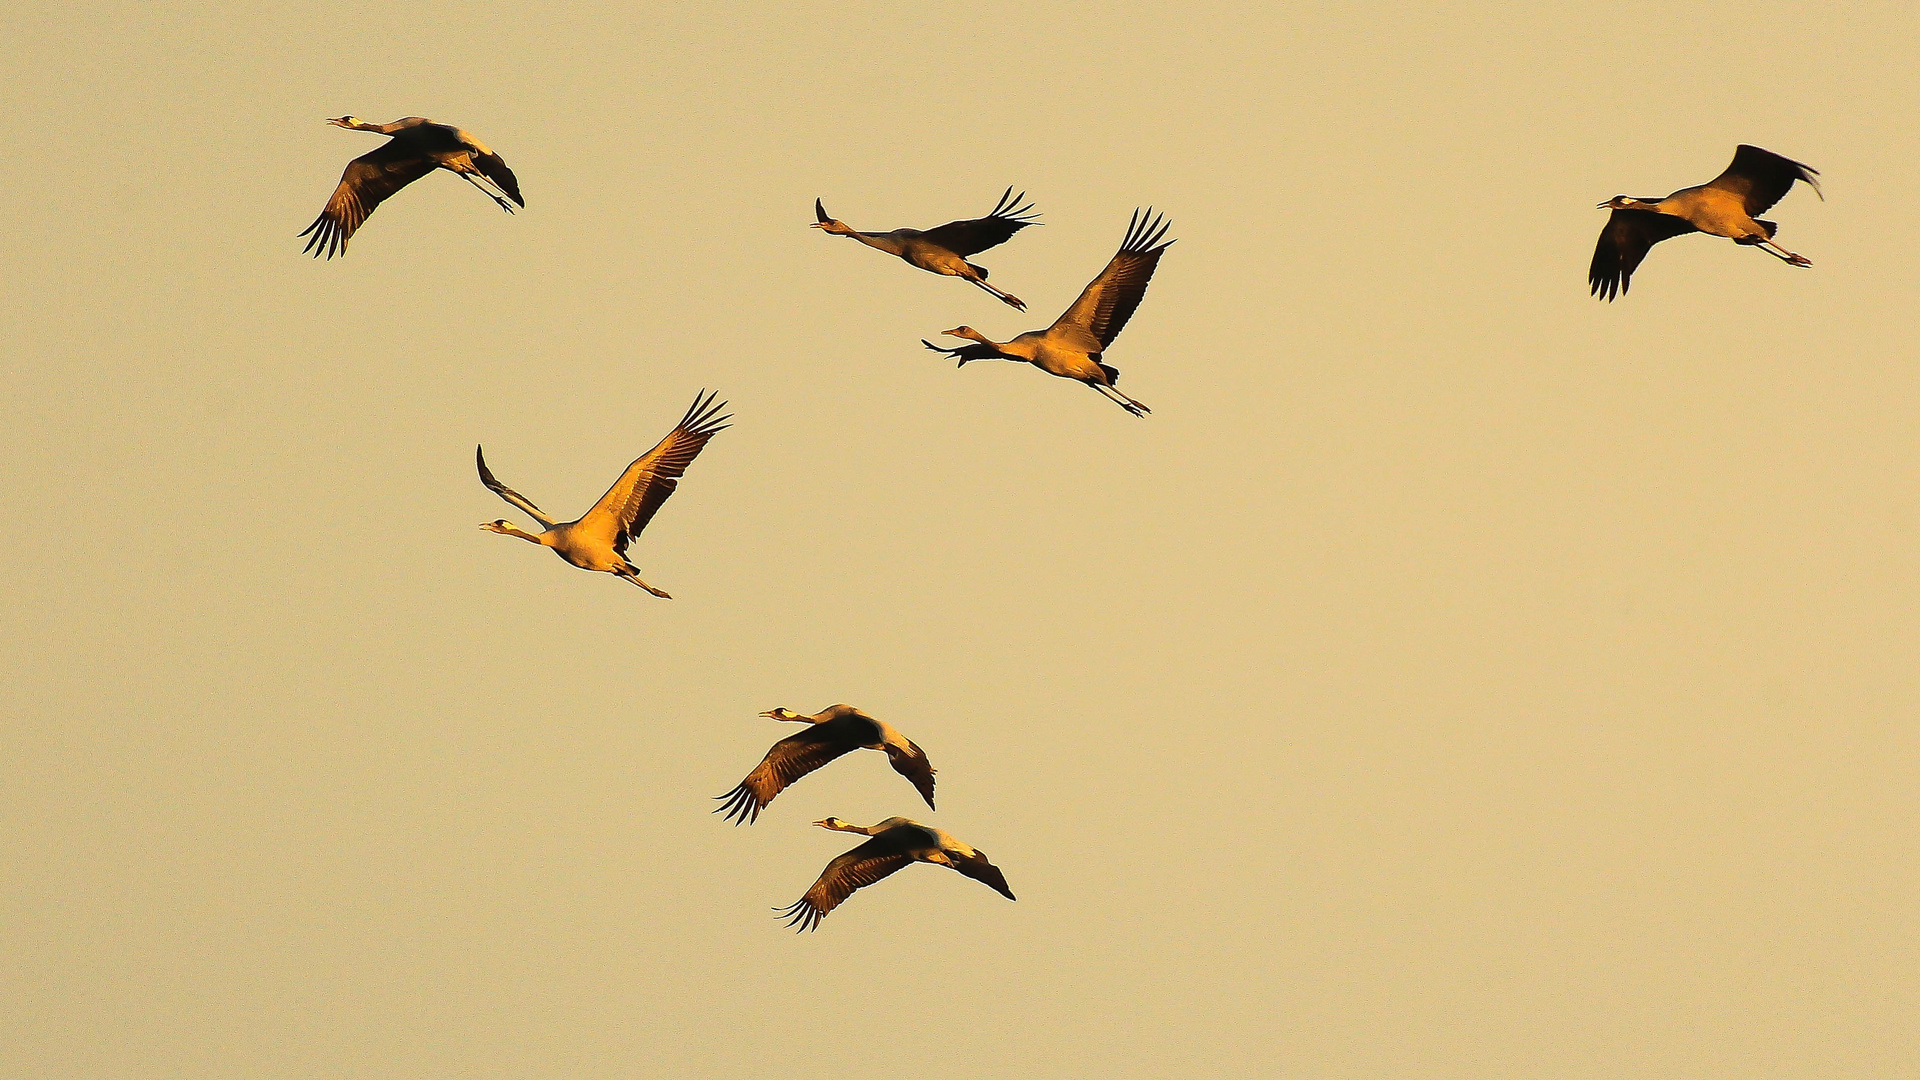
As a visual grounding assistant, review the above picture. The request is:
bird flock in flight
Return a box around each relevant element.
[305,115,1824,929]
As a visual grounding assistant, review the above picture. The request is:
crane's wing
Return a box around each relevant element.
[299,140,438,259]
[777,837,915,932]
[814,198,834,224]
[918,188,1042,257]
[473,150,524,207]
[949,848,1016,901]
[715,727,859,825]
[1049,209,1175,348]
[576,391,731,556]
[475,445,557,527]
[1588,208,1697,301]
[1705,145,1820,218]
[884,739,937,810]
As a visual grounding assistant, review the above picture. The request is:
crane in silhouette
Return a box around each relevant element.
[778,817,1015,931]
[476,392,728,598]
[716,705,936,825]
[1590,145,1821,300]
[923,209,1172,416]
[813,188,1040,310]
[302,116,523,258]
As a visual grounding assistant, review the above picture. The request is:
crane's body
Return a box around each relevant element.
[477,392,729,598]
[1590,145,1820,300]
[302,115,524,258]
[778,817,1015,931]
[813,189,1040,310]
[948,324,1110,382]
[923,209,1172,417]
[717,705,937,825]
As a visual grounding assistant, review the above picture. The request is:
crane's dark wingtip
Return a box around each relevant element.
[775,898,825,932]
[715,783,762,825]
[475,445,499,484]
[677,389,732,437]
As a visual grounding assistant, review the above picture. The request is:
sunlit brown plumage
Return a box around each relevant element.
[923,208,1172,416]
[301,116,524,259]
[476,392,728,597]
[716,705,936,825]
[813,188,1040,310]
[1590,144,1821,301]
[777,817,1014,932]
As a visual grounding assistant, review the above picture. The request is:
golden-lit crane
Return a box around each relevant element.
[476,392,728,598]
[778,817,1015,931]
[812,188,1040,310]
[716,705,936,825]
[1590,145,1821,300]
[301,116,523,258]
[922,209,1172,417]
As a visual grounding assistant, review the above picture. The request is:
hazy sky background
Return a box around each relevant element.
[5,1,1917,1077]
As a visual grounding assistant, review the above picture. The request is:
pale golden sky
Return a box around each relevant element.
[5,2,1918,1077]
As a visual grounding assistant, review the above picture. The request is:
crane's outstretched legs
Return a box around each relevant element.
[459,171,518,214]
[967,277,1027,312]
[1757,240,1813,267]
[617,571,673,599]
[1091,383,1150,418]
[1739,233,1812,267]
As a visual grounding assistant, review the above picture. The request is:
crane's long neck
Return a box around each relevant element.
[820,820,878,835]
[851,231,909,256]
[497,524,547,544]
[341,117,431,135]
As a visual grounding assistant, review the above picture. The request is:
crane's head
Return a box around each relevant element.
[760,708,804,722]
[326,115,362,128]
[943,325,989,344]
[1598,195,1649,211]
[810,198,856,235]
[813,817,857,832]
[479,519,541,544]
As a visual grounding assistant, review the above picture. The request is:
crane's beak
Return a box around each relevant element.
[1595,200,1612,210]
